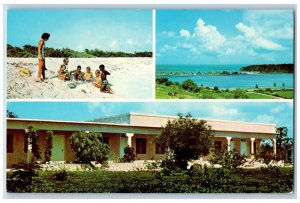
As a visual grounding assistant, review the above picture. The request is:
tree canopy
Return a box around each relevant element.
[7,110,18,118]
[240,64,294,73]
[155,113,214,169]
[276,127,293,161]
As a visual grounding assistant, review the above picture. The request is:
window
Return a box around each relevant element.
[136,138,146,154]
[103,137,109,145]
[214,141,222,151]
[7,134,14,153]
[155,143,165,154]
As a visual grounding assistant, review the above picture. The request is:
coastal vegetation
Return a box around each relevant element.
[7,44,152,58]
[156,78,293,99]
[156,70,242,77]
[6,167,293,193]
[240,64,294,73]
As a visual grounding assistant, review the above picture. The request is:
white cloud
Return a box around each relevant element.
[255,114,275,123]
[126,39,139,46]
[193,18,226,51]
[162,31,176,37]
[110,40,118,48]
[182,43,196,52]
[87,103,102,113]
[209,105,239,118]
[235,22,283,50]
[270,106,285,114]
[243,10,293,40]
[179,29,190,39]
[247,49,258,56]
[159,44,178,53]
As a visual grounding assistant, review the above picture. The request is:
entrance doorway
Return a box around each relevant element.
[51,135,65,161]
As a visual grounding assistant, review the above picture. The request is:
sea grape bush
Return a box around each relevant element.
[70,131,110,164]
[122,145,136,162]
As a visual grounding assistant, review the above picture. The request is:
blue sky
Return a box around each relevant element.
[156,10,294,64]
[7,9,152,52]
[7,102,293,137]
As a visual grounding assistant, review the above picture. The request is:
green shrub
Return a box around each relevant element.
[25,126,42,161]
[53,169,68,181]
[44,130,53,163]
[232,88,249,99]
[122,145,136,162]
[173,81,181,86]
[70,131,110,164]
[210,146,246,170]
[182,79,198,91]
[7,162,40,192]
[193,87,201,93]
[165,81,172,86]
[168,91,177,96]
[156,78,169,84]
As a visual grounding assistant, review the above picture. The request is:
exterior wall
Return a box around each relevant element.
[7,130,27,168]
[131,134,165,160]
[129,113,276,135]
[102,133,121,159]
[6,118,276,168]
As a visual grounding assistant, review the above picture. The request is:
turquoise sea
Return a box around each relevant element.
[156,64,294,89]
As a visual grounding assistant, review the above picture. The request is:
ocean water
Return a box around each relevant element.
[156,64,294,89]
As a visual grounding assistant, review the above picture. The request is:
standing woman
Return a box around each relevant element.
[37,33,50,82]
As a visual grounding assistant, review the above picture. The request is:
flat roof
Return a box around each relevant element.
[128,112,277,127]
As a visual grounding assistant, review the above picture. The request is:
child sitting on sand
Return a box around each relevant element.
[99,64,113,93]
[57,58,70,81]
[93,70,102,88]
[84,66,94,82]
[70,65,84,81]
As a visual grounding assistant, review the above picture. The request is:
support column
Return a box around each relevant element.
[226,137,232,152]
[250,138,255,155]
[273,138,277,156]
[126,133,134,147]
[25,128,32,164]
[250,138,255,159]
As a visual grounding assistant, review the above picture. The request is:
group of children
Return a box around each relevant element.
[57,58,113,93]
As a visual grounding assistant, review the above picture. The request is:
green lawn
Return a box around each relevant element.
[156,84,280,99]
[7,167,293,193]
[261,89,294,99]
[246,92,277,99]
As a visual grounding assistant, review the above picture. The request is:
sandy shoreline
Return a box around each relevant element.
[6,57,153,99]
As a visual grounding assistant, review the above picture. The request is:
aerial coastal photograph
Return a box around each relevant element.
[6,9,153,99]
[156,10,294,99]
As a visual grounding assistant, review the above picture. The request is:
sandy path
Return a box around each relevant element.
[6,57,153,99]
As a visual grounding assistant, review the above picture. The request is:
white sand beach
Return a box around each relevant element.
[6,57,153,99]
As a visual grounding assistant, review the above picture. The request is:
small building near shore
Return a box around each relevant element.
[6,113,277,168]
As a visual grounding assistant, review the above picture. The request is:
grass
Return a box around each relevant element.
[260,89,294,99]
[246,92,277,99]
[7,167,293,193]
[156,84,279,99]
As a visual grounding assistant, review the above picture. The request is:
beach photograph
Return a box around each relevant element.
[156,10,294,99]
[6,9,153,99]
[6,101,293,193]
